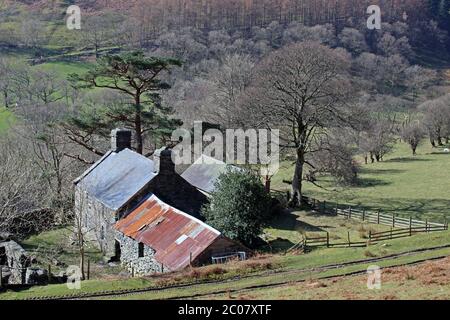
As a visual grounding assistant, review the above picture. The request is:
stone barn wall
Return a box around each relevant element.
[115,231,166,275]
[0,240,31,284]
[75,187,117,260]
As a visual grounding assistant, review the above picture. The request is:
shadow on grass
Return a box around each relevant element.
[385,157,432,163]
[359,168,406,175]
[355,178,392,188]
[269,210,324,232]
[267,238,296,252]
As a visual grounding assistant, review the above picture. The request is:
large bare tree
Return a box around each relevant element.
[243,42,356,206]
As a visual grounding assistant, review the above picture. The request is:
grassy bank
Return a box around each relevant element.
[1,230,449,300]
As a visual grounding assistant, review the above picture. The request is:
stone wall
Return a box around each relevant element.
[115,231,168,275]
[0,240,31,284]
[75,187,117,260]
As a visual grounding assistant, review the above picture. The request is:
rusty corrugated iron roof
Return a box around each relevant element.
[115,194,221,270]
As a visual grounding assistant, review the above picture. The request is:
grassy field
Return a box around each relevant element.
[264,210,392,252]
[20,228,123,278]
[272,141,450,222]
[1,229,449,300]
[36,61,92,76]
[201,256,450,300]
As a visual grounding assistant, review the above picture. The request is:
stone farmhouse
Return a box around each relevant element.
[74,129,247,275]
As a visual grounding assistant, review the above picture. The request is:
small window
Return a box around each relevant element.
[138,243,145,258]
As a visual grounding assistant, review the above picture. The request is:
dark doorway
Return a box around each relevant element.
[112,240,121,262]
[0,247,6,265]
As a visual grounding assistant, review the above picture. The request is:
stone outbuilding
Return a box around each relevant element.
[115,194,246,275]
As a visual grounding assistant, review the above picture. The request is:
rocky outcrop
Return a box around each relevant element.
[25,268,48,285]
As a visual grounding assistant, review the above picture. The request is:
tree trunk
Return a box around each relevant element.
[80,247,85,281]
[79,232,85,281]
[289,149,304,207]
[3,91,8,108]
[95,43,99,60]
[135,95,143,154]
[264,175,271,193]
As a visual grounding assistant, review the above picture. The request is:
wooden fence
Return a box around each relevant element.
[303,197,447,229]
[304,224,448,249]
[299,196,448,248]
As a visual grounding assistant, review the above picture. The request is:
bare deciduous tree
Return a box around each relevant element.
[401,121,425,155]
[419,95,450,147]
[205,54,255,128]
[242,42,356,206]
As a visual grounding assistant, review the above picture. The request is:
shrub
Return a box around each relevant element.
[202,169,272,246]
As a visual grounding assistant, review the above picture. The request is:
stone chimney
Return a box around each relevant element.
[153,147,175,174]
[111,128,132,152]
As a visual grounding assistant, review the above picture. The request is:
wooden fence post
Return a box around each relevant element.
[312,198,316,208]
[348,207,352,219]
[409,217,412,237]
[87,259,90,280]
[326,232,330,248]
[392,214,395,228]
[189,252,192,267]
[335,203,339,215]
[377,211,380,224]
[425,219,428,233]
[347,232,351,247]
[362,209,365,222]
[48,265,51,283]
[368,230,372,242]
[162,264,164,273]
[131,266,135,278]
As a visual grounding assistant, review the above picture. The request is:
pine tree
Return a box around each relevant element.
[66,51,182,156]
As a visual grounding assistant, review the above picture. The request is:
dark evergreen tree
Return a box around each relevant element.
[202,170,271,246]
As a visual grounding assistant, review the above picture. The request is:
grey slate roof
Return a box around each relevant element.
[181,155,236,194]
[74,149,156,211]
